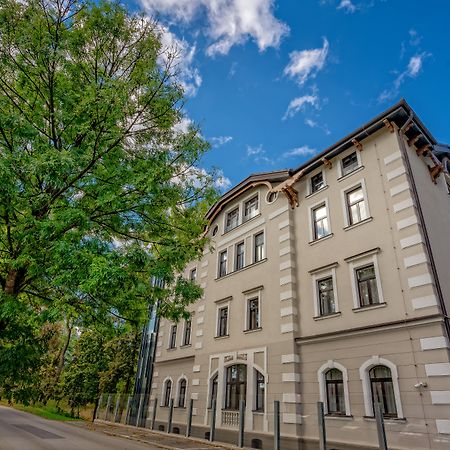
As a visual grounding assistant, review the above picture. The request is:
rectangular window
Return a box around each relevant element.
[317,277,336,316]
[311,172,325,193]
[341,151,359,176]
[346,186,368,225]
[254,232,264,263]
[255,370,265,412]
[183,320,191,346]
[169,324,177,349]
[235,242,245,271]
[312,204,330,240]
[218,250,227,277]
[225,207,239,232]
[244,196,259,221]
[247,297,260,330]
[217,306,228,337]
[189,268,197,282]
[356,264,379,306]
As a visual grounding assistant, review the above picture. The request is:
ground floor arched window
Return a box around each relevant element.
[325,368,345,414]
[369,365,397,417]
[225,364,247,410]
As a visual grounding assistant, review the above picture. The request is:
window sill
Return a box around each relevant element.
[167,347,177,351]
[305,185,329,200]
[216,258,267,281]
[214,334,230,340]
[222,213,262,236]
[174,406,186,409]
[325,414,353,420]
[180,344,192,349]
[352,302,387,313]
[363,416,406,423]
[252,410,264,414]
[308,233,334,246]
[343,217,373,231]
[337,165,364,182]
[244,327,262,334]
[313,312,341,321]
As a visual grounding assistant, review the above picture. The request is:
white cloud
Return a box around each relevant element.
[337,0,356,12]
[210,136,233,147]
[378,52,430,102]
[140,0,289,56]
[247,144,264,156]
[283,145,317,158]
[284,38,329,86]
[173,116,194,134]
[305,118,331,135]
[409,29,422,46]
[159,27,202,97]
[246,144,274,164]
[283,94,319,120]
[215,170,232,190]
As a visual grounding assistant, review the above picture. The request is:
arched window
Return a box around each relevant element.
[325,369,345,414]
[209,374,218,408]
[225,364,247,410]
[178,379,187,408]
[255,370,265,412]
[163,379,172,407]
[369,365,397,418]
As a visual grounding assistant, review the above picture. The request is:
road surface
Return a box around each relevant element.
[0,405,160,450]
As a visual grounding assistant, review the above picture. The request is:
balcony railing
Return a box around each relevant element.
[221,410,239,427]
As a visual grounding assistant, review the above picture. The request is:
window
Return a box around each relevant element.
[254,232,264,263]
[325,369,345,415]
[341,151,359,176]
[247,297,260,330]
[225,364,247,410]
[217,306,228,337]
[218,250,227,277]
[317,277,336,316]
[169,325,177,349]
[209,374,218,408]
[182,320,191,346]
[189,268,197,282]
[356,264,379,306]
[163,379,172,407]
[311,172,325,193]
[369,366,397,418]
[244,196,259,221]
[235,242,245,271]
[225,208,239,232]
[255,370,265,412]
[178,379,187,408]
[312,204,330,240]
[346,186,368,225]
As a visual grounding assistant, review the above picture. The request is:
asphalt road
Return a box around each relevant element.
[0,405,160,450]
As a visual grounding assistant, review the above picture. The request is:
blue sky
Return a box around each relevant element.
[129,0,450,190]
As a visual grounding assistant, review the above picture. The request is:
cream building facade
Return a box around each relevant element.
[148,100,450,450]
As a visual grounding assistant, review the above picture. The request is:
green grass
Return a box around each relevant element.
[1,400,82,421]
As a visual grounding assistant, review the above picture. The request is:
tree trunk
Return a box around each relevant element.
[55,322,73,384]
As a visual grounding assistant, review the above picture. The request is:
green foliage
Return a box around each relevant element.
[0,0,218,403]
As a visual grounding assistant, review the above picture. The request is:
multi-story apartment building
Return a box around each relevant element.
[148,99,450,450]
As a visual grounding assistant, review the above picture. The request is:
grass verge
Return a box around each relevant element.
[1,400,82,421]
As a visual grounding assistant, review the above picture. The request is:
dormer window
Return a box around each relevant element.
[225,207,239,232]
[244,196,259,221]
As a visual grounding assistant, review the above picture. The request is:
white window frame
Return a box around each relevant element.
[308,197,332,242]
[359,356,404,418]
[253,230,265,263]
[181,318,192,346]
[311,266,339,317]
[216,299,231,337]
[168,324,177,349]
[161,376,173,407]
[340,178,371,228]
[309,170,327,195]
[244,288,262,331]
[347,250,384,309]
[175,375,188,408]
[339,149,362,178]
[318,360,351,415]
[243,192,260,222]
[235,240,245,271]
[218,248,228,278]
[224,205,240,233]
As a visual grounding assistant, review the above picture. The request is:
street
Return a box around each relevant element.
[0,405,160,450]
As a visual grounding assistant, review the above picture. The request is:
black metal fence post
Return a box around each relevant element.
[210,399,217,442]
[375,402,388,450]
[167,399,174,433]
[151,398,158,430]
[186,399,193,437]
[274,400,280,450]
[317,401,327,450]
[238,399,245,447]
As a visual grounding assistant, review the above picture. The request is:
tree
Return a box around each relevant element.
[0,0,216,401]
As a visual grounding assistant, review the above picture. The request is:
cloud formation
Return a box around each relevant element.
[283,94,319,120]
[284,38,329,85]
[141,0,289,56]
[283,145,317,158]
[210,136,233,147]
[246,144,274,165]
[337,0,356,13]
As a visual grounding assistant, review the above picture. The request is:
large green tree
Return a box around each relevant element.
[0,0,216,400]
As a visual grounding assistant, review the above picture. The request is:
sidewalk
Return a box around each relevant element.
[93,420,249,450]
